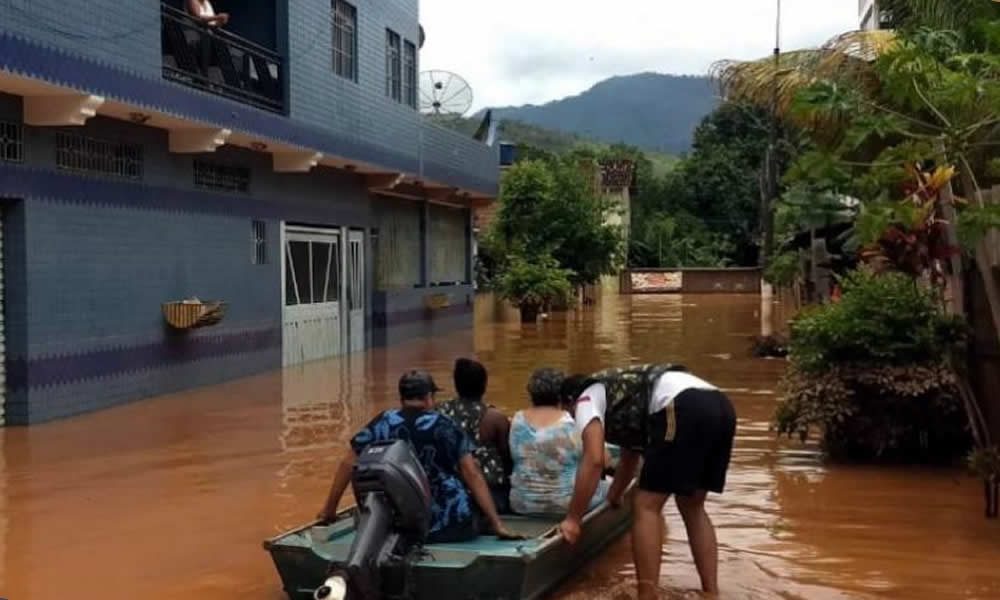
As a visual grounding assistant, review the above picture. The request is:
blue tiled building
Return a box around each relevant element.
[0,0,497,424]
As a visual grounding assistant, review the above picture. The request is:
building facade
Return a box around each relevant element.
[859,0,882,30]
[0,0,497,424]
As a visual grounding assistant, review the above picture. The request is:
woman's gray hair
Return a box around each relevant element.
[527,368,566,407]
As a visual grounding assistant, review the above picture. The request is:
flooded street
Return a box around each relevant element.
[2,293,999,599]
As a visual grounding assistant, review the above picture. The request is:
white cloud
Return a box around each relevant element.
[419,0,859,111]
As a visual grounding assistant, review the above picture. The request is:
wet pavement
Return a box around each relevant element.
[1,293,999,599]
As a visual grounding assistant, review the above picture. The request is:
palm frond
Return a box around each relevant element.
[711,30,897,119]
[878,0,1000,32]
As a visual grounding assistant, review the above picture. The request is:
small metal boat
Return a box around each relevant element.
[264,486,635,600]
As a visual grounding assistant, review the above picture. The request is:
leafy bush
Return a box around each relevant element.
[495,252,572,313]
[776,363,968,461]
[775,268,970,462]
[788,270,965,372]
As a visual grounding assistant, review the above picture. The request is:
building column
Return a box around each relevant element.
[465,207,474,285]
[420,201,429,286]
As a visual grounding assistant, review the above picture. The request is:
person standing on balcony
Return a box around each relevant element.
[187,0,229,27]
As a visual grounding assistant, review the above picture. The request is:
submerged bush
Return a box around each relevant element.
[775,269,970,462]
[789,270,965,372]
[776,363,968,461]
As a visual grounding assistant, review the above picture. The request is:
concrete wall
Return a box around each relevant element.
[625,268,762,294]
[0,95,473,424]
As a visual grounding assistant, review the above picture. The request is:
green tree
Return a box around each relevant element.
[489,159,624,288]
[629,212,734,268]
[650,102,791,265]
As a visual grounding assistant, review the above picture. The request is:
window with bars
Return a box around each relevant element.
[403,41,417,109]
[0,121,23,163]
[332,0,357,81]
[385,29,402,102]
[193,160,251,193]
[252,220,267,265]
[55,132,143,179]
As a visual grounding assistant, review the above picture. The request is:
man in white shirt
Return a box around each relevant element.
[558,365,736,599]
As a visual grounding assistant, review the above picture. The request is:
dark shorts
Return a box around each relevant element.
[490,485,512,515]
[428,510,480,544]
[639,388,736,497]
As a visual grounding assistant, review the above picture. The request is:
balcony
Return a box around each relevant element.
[160,3,284,113]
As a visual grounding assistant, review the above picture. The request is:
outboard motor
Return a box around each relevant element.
[315,440,432,600]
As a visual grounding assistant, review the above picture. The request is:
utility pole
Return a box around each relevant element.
[760,0,781,269]
[759,0,781,339]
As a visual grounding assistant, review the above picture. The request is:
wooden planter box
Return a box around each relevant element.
[162,300,227,330]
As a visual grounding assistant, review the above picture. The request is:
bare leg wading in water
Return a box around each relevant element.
[632,489,719,599]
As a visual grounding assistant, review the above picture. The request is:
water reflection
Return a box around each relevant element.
[0,293,998,599]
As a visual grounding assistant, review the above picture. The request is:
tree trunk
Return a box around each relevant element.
[519,303,540,324]
[938,177,967,316]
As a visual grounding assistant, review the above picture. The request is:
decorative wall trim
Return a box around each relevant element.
[0,162,352,222]
[7,326,281,390]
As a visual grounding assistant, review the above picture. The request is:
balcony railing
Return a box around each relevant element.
[160,3,284,113]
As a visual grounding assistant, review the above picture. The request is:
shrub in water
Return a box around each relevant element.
[775,269,970,462]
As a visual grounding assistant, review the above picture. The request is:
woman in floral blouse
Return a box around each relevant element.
[508,368,608,516]
[437,358,512,513]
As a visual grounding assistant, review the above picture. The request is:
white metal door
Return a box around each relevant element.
[0,208,5,425]
[282,226,342,367]
[347,230,365,353]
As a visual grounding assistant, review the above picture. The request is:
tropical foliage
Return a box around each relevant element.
[776,270,969,460]
[631,102,787,266]
[723,0,1000,481]
[788,270,965,372]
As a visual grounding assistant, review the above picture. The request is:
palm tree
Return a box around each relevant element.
[711,0,999,122]
[715,0,1000,474]
[711,30,896,123]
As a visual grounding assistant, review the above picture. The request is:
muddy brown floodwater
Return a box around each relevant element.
[2,293,999,600]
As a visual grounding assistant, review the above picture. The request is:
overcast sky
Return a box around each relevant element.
[420,0,860,111]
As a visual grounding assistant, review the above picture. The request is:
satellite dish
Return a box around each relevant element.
[419,70,474,117]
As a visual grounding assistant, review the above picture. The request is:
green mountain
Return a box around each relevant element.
[485,73,717,154]
[435,116,679,175]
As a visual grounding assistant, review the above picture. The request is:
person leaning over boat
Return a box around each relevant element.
[436,358,513,514]
[558,365,736,598]
[317,370,521,543]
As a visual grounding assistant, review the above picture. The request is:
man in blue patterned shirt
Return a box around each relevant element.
[318,370,520,543]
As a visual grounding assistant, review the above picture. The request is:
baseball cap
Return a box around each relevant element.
[398,370,441,400]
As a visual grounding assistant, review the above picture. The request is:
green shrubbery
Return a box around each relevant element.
[775,270,970,461]
[788,270,965,372]
[494,254,572,323]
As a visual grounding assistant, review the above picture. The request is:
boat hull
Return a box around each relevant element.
[264,487,635,600]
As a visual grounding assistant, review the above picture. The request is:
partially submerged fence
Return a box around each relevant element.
[624,268,762,294]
